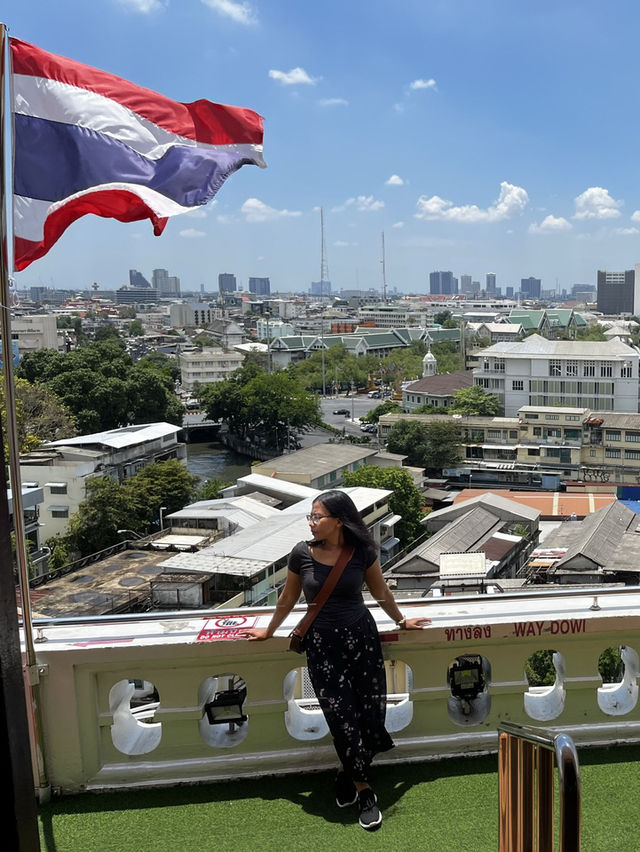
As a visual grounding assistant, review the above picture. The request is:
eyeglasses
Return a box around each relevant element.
[306,513,332,523]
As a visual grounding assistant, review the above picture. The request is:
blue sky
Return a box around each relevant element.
[6,0,640,296]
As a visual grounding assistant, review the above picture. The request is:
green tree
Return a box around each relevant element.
[127,319,145,336]
[450,385,503,416]
[196,477,233,500]
[387,418,462,473]
[202,369,321,452]
[15,379,77,446]
[342,466,424,545]
[359,400,403,424]
[124,459,199,528]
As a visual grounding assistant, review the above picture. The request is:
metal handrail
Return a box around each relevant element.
[499,721,581,851]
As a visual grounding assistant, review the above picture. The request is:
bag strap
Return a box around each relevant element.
[293,545,354,638]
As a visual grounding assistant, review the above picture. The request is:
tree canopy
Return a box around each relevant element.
[61,459,199,557]
[201,367,321,453]
[16,342,184,433]
[342,466,425,545]
[386,418,462,473]
[449,385,503,416]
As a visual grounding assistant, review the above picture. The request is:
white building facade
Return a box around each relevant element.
[474,335,640,416]
[19,423,186,540]
[179,348,244,391]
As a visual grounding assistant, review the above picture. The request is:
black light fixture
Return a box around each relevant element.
[204,678,247,730]
[447,654,485,702]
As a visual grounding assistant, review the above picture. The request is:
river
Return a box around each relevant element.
[185,441,253,485]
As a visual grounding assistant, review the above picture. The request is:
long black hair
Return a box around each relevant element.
[310,489,376,550]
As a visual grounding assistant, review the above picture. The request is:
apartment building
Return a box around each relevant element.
[19,423,186,539]
[473,335,639,416]
[179,348,244,391]
[378,405,640,486]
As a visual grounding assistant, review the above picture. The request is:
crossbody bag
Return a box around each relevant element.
[288,545,354,654]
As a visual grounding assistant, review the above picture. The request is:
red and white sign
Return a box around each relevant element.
[197,615,259,642]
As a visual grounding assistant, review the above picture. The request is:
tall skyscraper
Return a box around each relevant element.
[460,274,473,294]
[520,276,541,299]
[249,276,270,296]
[218,273,237,293]
[429,270,456,295]
[485,272,497,295]
[152,268,181,297]
[597,268,640,314]
[129,269,151,288]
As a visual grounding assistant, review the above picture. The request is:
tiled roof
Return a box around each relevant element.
[404,370,475,395]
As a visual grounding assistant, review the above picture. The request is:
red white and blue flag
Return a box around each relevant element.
[10,37,266,271]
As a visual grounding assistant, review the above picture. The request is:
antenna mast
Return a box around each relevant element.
[320,207,328,396]
[381,231,387,303]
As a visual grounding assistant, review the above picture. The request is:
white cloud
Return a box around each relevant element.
[409,78,437,92]
[393,103,405,114]
[616,227,640,235]
[201,0,256,25]
[415,181,529,223]
[631,210,640,222]
[529,215,572,234]
[118,0,166,12]
[331,195,385,213]
[241,198,302,222]
[386,175,404,186]
[392,221,405,228]
[318,98,348,107]
[179,228,206,238]
[573,187,622,220]
[269,67,319,86]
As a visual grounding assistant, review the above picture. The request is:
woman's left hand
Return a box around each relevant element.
[404,617,431,630]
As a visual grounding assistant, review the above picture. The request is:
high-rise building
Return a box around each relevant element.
[506,286,514,299]
[218,273,237,293]
[486,273,497,296]
[460,274,473,294]
[152,268,181,297]
[520,277,542,300]
[129,269,151,288]
[249,277,270,296]
[429,271,456,295]
[597,268,640,315]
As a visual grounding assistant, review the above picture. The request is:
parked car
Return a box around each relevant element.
[360,422,377,433]
[333,408,350,416]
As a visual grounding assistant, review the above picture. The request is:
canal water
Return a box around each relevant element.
[185,441,253,485]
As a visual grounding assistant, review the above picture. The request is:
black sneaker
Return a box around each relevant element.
[358,787,382,830]
[335,771,357,807]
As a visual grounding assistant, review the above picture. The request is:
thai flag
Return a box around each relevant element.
[10,37,266,271]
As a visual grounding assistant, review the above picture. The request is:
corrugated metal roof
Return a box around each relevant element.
[46,422,179,450]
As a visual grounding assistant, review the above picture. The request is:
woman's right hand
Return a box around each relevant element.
[239,628,270,641]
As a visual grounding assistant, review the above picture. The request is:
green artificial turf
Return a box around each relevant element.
[36,746,640,852]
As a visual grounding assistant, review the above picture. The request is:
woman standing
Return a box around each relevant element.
[241,489,429,831]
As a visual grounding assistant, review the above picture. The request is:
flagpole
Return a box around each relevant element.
[0,24,49,801]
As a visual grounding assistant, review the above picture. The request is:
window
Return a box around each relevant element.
[547,414,560,421]
[493,358,505,372]
[626,432,640,443]
[524,413,539,420]
[566,415,581,422]
[605,449,621,459]
[583,361,595,377]
[566,360,578,377]
[605,431,621,442]
[50,506,69,518]
[621,361,633,378]
[512,380,524,391]
[625,450,640,460]
[600,362,613,378]
[487,430,501,440]
[549,360,561,377]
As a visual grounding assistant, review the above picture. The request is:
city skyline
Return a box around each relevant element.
[6,2,640,295]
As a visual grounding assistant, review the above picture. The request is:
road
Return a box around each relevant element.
[298,394,388,448]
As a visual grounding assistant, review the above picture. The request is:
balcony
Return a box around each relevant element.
[26,585,640,798]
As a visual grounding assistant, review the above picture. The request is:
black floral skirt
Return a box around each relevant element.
[305,609,394,782]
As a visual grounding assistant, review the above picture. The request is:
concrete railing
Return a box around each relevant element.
[24,585,640,795]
